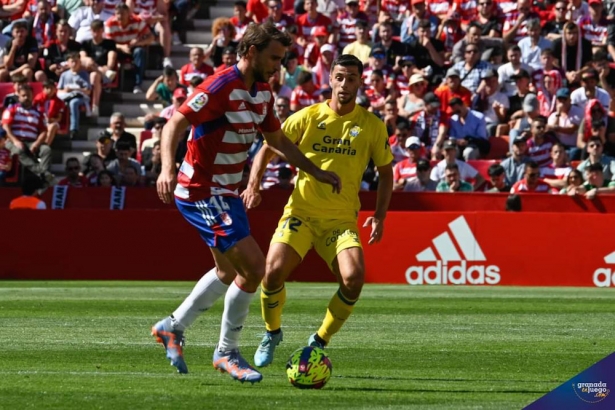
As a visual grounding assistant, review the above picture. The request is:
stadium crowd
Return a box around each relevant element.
[3,0,615,200]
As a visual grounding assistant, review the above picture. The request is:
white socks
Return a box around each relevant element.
[218,281,255,352]
[171,268,229,331]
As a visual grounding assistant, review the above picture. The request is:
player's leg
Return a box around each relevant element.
[311,222,364,348]
[254,213,313,367]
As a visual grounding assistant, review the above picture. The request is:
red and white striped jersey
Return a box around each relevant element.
[503,10,540,43]
[393,73,409,96]
[175,65,280,201]
[1,103,45,141]
[365,87,389,110]
[103,0,123,15]
[104,13,149,45]
[290,86,319,110]
[261,161,294,189]
[336,11,368,49]
[427,0,453,19]
[362,66,392,87]
[359,0,378,24]
[578,16,609,46]
[230,15,251,40]
[179,62,214,86]
[295,13,332,38]
[541,163,572,180]
[455,0,477,23]
[393,158,417,181]
[510,178,552,193]
[496,0,516,17]
[527,135,557,168]
[303,41,321,68]
[381,0,410,20]
[132,0,157,16]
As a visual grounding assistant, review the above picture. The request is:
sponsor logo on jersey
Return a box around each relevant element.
[188,92,208,112]
[349,125,361,137]
[317,121,326,129]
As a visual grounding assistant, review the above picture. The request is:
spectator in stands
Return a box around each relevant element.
[0,132,12,184]
[80,19,118,95]
[389,120,410,163]
[301,25,328,69]
[107,140,141,179]
[578,162,615,199]
[97,169,116,187]
[448,97,489,160]
[2,74,26,108]
[547,88,583,159]
[26,0,59,49]
[578,0,609,49]
[120,164,143,187]
[312,43,334,89]
[571,69,611,113]
[84,153,105,185]
[57,52,91,139]
[501,135,531,185]
[230,1,251,40]
[592,50,615,107]
[159,87,186,120]
[552,22,593,86]
[397,73,426,117]
[541,142,572,190]
[9,175,46,209]
[576,100,614,156]
[274,96,292,123]
[412,92,448,158]
[518,18,552,71]
[58,157,88,187]
[526,115,558,168]
[33,79,65,146]
[365,69,389,115]
[577,136,615,180]
[342,19,371,64]
[510,161,552,193]
[362,46,392,87]
[485,164,510,192]
[451,23,503,64]
[44,19,81,81]
[265,0,294,30]
[436,163,474,192]
[560,168,584,195]
[104,3,155,94]
[143,139,161,185]
[215,46,237,73]
[280,51,305,90]
[146,66,184,106]
[503,0,539,44]
[474,0,502,38]
[434,68,472,116]
[103,112,137,156]
[403,158,437,192]
[452,43,492,94]
[498,47,534,98]
[261,155,293,189]
[126,0,173,68]
[296,0,333,42]
[536,70,562,117]
[268,70,292,100]
[382,99,409,136]
[393,136,422,190]
[268,166,294,190]
[96,134,116,165]
[205,17,239,68]
[188,76,204,95]
[141,116,165,163]
[335,0,367,50]
[400,0,438,42]
[69,0,113,44]
[391,56,416,97]
[0,20,46,82]
[438,11,464,61]
[543,0,567,42]
[2,83,52,181]
[509,93,540,147]
[179,47,213,87]
[472,68,509,137]
[246,0,268,23]
[430,139,484,188]
[404,19,445,74]
[290,70,319,112]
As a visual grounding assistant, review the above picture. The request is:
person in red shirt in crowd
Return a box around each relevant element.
[389,120,411,163]
[214,46,237,73]
[303,25,329,69]
[541,142,572,190]
[230,1,251,40]
[393,136,424,190]
[503,0,540,44]
[412,92,450,159]
[312,43,335,88]
[435,67,473,115]
[290,70,319,111]
[335,0,368,50]
[365,68,390,115]
[58,157,89,187]
[179,47,214,86]
[510,160,552,193]
[438,10,465,60]
[526,115,558,168]
[578,0,609,48]
[296,0,333,40]
[265,0,294,30]
[246,0,268,23]
[33,79,65,146]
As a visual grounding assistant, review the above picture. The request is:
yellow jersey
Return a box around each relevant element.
[281,101,393,219]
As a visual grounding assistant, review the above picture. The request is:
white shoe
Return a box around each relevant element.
[133,86,143,94]
[105,70,117,81]
[91,106,99,117]
[163,57,173,68]
[172,33,182,45]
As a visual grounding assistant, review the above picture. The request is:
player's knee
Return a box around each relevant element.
[264,260,287,289]
[340,267,365,295]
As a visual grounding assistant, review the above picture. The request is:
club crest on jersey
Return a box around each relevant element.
[188,92,208,112]
[317,121,326,129]
[349,125,361,138]
[262,104,267,116]
[220,212,232,225]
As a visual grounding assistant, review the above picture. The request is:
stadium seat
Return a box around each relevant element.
[571,160,580,168]
[137,130,153,163]
[467,159,499,181]
[487,136,510,159]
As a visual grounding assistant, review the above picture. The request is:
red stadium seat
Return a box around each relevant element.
[467,159,499,182]
[571,160,580,168]
[137,130,153,163]
[487,136,510,159]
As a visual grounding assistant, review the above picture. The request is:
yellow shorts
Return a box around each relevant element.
[270,211,362,269]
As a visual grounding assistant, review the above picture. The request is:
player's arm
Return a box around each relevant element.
[242,144,278,209]
[262,128,341,193]
[157,111,189,204]
[363,161,393,245]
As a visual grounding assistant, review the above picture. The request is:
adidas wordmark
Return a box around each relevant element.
[592,251,615,287]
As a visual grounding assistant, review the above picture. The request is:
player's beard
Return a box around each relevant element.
[336,90,356,105]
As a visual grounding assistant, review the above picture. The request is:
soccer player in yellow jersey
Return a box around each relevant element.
[242,54,394,367]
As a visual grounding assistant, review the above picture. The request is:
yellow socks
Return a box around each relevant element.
[260,284,286,332]
[317,289,357,344]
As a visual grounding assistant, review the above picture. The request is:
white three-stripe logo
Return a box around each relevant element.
[416,216,486,262]
[238,102,246,110]
[604,251,615,264]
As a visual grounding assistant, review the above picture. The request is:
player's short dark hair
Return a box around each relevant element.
[11,74,27,84]
[417,19,431,30]
[355,20,368,29]
[43,79,56,88]
[370,69,384,78]
[236,21,292,58]
[163,66,177,78]
[588,162,604,173]
[115,2,129,11]
[445,163,459,172]
[90,19,104,31]
[66,52,80,61]
[488,164,505,177]
[12,21,27,31]
[297,70,313,85]
[234,0,247,8]
[65,157,80,167]
[508,44,521,53]
[533,115,547,125]
[330,54,363,76]
[190,76,204,88]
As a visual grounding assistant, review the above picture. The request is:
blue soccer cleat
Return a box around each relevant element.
[308,333,326,349]
[254,330,283,367]
[151,317,188,374]
[213,345,263,384]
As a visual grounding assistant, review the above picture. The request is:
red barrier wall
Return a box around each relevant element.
[2,209,615,287]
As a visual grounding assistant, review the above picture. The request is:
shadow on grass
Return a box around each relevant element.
[336,375,559,384]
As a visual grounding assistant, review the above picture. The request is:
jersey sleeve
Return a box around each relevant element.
[1,106,14,126]
[370,118,394,167]
[257,91,281,134]
[281,109,308,144]
[177,87,222,125]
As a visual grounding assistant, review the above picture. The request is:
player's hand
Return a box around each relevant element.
[156,170,176,204]
[363,216,384,245]
[241,187,262,209]
[314,170,342,193]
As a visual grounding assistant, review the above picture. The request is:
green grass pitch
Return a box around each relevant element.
[0,282,613,409]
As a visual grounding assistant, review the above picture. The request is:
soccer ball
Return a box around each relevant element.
[286,346,332,389]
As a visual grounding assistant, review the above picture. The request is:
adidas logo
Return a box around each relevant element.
[317,121,326,129]
[238,102,246,110]
[592,251,615,287]
[406,216,501,285]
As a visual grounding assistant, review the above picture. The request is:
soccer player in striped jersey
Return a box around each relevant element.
[245,54,394,367]
[152,22,341,383]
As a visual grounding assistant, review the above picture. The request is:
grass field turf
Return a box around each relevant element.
[0,282,613,410]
